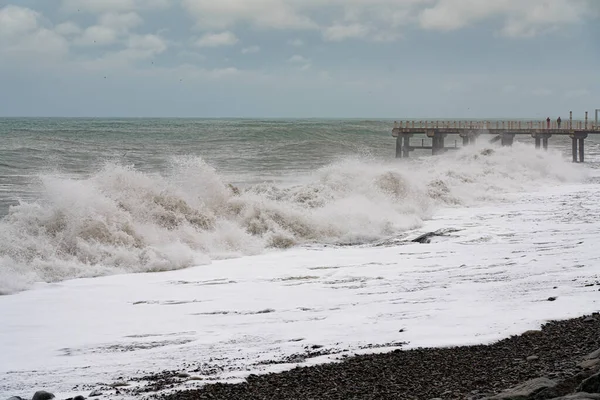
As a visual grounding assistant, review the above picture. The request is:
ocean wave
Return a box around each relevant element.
[0,143,585,294]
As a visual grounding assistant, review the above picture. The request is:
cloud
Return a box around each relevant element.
[205,67,240,78]
[0,5,69,59]
[177,50,206,61]
[323,23,369,41]
[62,0,134,13]
[419,0,590,37]
[177,1,442,41]
[76,25,119,46]
[61,0,169,13]
[288,54,311,70]
[195,31,239,47]
[128,33,167,53]
[0,5,39,36]
[99,12,143,31]
[181,0,317,30]
[241,45,260,54]
[419,1,504,31]
[73,12,143,47]
[288,54,309,63]
[499,1,585,37]
[179,0,594,41]
[370,30,401,42]
[55,22,82,36]
[81,33,167,69]
[149,64,243,81]
[178,0,594,41]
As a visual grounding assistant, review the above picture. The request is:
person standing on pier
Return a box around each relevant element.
[546,117,551,129]
[557,116,562,129]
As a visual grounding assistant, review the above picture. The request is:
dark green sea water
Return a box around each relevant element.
[0,118,398,214]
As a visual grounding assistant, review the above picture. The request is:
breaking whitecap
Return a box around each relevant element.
[0,144,585,294]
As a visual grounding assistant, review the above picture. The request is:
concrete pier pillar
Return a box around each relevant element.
[402,134,411,158]
[432,134,440,155]
[396,134,413,158]
[432,133,447,155]
[439,134,445,153]
[533,133,551,150]
[501,133,515,147]
[570,133,588,162]
[459,132,475,146]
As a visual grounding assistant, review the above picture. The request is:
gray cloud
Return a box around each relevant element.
[0,1,598,117]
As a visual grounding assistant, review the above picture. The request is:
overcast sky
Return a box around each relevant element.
[0,0,598,118]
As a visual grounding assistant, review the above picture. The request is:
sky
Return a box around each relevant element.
[0,0,598,118]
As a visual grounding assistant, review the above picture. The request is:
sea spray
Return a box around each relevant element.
[0,144,585,294]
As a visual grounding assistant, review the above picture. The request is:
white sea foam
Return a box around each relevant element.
[0,143,586,294]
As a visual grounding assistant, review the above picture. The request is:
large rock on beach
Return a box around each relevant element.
[32,392,54,400]
[586,349,600,360]
[535,371,596,399]
[411,228,458,243]
[547,394,600,399]
[580,359,600,370]
[578,372,600,393]
[488,377,557,399]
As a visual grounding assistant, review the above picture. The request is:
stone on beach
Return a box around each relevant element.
[487,377,556,399]
[580,359,600,370]
[548,394,600,399]
[577,372,600,394]
[586,349,600,360]
[31,392,54,400]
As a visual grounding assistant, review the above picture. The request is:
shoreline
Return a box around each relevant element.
[107,312,600,400]
[3,181,600,399]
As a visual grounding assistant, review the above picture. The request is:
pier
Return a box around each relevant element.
[392,110,600,162]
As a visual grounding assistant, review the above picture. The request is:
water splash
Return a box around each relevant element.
[0,144,585,294]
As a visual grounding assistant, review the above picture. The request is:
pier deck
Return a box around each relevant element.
[392,112,599,162]
[392,120,599,137]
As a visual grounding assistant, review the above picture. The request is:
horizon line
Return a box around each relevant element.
[0,116,586,121]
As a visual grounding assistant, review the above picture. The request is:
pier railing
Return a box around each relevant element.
[392,120,599,131]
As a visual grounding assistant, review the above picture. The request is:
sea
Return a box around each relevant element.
[1,118,600,398]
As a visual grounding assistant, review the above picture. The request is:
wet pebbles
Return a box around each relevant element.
[154,314,600,400]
